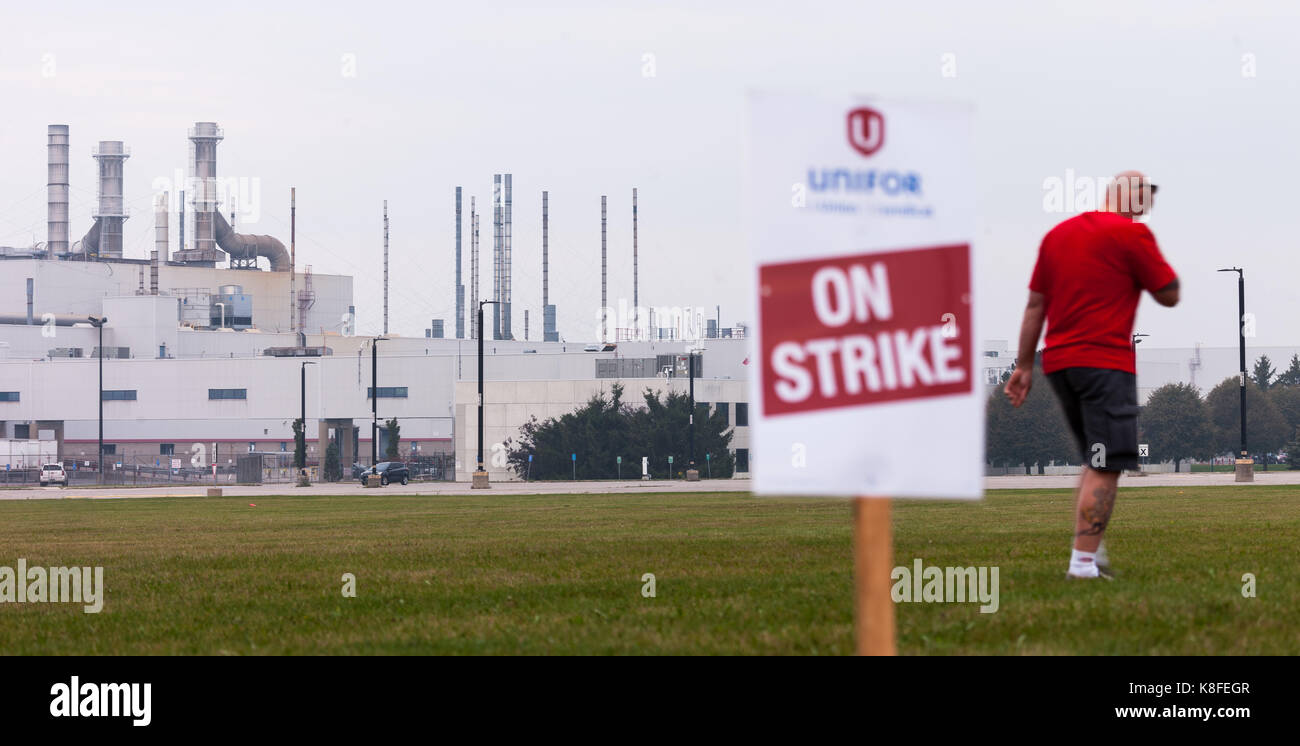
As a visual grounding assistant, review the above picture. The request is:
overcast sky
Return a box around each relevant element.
[2,0,1297,351]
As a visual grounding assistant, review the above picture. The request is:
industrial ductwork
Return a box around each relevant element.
[214,211,290,271]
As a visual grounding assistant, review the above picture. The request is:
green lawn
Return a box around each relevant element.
[0,487,1295,655]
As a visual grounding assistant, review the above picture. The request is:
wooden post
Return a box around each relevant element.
[853,497,896,655]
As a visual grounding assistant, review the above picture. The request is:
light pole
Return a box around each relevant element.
[474,300,500,488]
[686,345,704,481]
[1132,333,1148,347]
[371,337,389,468]
[299,361,316,483]
[88,316,108,483]
[1219,267,1252,481]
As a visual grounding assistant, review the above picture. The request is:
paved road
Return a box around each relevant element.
[3,470,1296,501]
[986,470,1300,489]
[0,478,756,501]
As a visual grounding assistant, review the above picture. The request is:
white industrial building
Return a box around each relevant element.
[0,271,752,480]
[0,121,753,479]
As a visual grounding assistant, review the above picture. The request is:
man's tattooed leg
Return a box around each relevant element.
[1077,484,1117,537]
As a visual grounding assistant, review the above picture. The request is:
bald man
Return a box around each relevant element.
[1005,171,1179,579]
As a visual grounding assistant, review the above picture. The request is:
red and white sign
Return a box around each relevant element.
[745,93,981,498]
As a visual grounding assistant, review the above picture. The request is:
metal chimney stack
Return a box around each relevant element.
[503,173,512,340]
[543,191,558,342]
[492,175,502,340]
[383,200,389,336]
[455,187,465,339]
[633,188,639,339]
[290,188,297,335]
[601,195,608,343]
[178,189,185,257]
[91,141,130,259]
[187,122,224,261]
[152,191,167,294]
[470,197,479,339]
[47,125,70,254]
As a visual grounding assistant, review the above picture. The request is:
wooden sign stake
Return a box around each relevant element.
[853,497,896,656]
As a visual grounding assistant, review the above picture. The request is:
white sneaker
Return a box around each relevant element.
[1067,564,1100,579]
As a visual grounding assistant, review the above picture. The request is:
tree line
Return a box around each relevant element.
[504,383,736,479]
[987,354,1300,471]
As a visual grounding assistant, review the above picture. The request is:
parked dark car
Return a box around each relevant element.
[362,461,409,486]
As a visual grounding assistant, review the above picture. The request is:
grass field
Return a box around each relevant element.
[0,487,1296,655]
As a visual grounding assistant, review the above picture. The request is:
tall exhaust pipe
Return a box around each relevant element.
[47,125,70,254]
[290,188,297,335]
[542,191,556,342]
[601,195,607,344]
[383,200,389,336]
[80,140,130,259]
[503,173,512,340]
[152,191,167,294]
[178,189,185,259]
[470,197,479,339]
[492,175,502,340]
[188,122,223,262]
[633,188,638,338]
[542,191,549,311]
[455,187,464,339]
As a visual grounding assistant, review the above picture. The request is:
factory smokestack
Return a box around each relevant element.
[503,173,512,340]
[185,122,224,264]
[543,191,557,342]
[383,200,389,336]
[290,188,297,335]
[455,187,464,339]
[153,191,167,294]
[601,195,608,344]
[633,188,639,339]
[46,125,70,254]
[493,175,502,340]
[470,197,479,339]
[178,189,185,259]
[80,140,130,259]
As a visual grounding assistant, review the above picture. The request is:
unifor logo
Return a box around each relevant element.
[847,107,884,157]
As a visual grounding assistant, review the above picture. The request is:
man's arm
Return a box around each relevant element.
[1152,278,1180,307]
[1004,290,1046,408]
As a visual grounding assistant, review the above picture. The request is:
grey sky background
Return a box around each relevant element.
[1,0,1297,352]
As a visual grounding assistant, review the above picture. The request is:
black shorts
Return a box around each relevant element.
[1046,367,1139,472]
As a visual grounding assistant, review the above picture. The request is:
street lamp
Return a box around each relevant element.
[88,316,108,483]
[1218,267,1252,481]
[474,300,500,489]
[1132,333,1148,346]
[371,337,389,468]
[299,361,317,482]
[686,344,704,481]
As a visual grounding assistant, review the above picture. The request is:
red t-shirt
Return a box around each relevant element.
[1029,211,1177,374]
